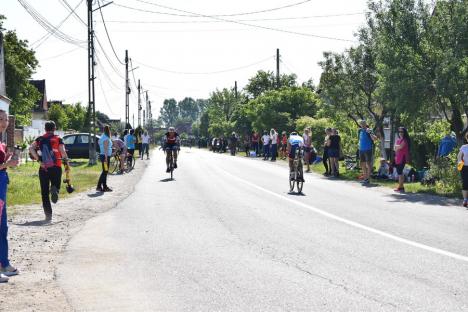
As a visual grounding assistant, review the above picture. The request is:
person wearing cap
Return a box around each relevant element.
[358,120,377,184]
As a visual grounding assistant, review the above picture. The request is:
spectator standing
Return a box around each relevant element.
[327,128,341,177]
[270,129,278,161]
[261,131,270,160]
[29,121,69,222]
[323,128,332,176]
[358,120,377,184]
[251,131,260,157]
[457,132,468,207]
[0,109,20,282]
[303,128,312,172]
[125,129,136,165]
[280,131,288,159]
[243,134,250,157]
[141,131,150,160]
[394,127,411,192]
[97,125,113,192]
[229,132,238,156]
[136,130,142,158]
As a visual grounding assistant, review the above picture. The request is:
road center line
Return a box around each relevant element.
[217,166,468,263]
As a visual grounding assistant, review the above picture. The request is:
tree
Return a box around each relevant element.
[48,103,69,130]
[178,97,199,121]
[1,15,40,125]
[244,70,298,98]
[244,87,319,132]
[159,98,179,127]
[63,103,86,131]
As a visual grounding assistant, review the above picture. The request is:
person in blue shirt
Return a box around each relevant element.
[125,129,136,166]
[97,125,113,192]
[438,132,457,158]
[358,120,377,184]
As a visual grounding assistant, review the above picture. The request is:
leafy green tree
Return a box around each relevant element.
[63,103,86,131]
[244,70,298,98]
[244,87,319,132]
[178,97,199,121]
[1,15,40,126]
[159,98,179,127]
[48,103,69,130]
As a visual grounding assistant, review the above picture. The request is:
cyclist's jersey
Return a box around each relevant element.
[288,135,304,146]
[164,132,180,146]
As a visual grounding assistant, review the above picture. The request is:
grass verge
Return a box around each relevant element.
[7,159,101,208]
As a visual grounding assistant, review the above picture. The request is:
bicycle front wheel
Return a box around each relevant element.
[297,166,304,193]
[109,155,119,174]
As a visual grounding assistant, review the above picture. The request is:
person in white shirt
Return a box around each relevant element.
[287,131,305,181]
[270,129,278,161]
[141,131,150,160]
[261,130,270,160]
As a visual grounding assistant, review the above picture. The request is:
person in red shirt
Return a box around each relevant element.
[251,131,259,157]
[29,121,69,222]
[0,109,20,282]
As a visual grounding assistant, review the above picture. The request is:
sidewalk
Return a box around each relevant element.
[0,156,149,312]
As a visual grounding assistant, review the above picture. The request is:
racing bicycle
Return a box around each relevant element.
[289,146,304,193]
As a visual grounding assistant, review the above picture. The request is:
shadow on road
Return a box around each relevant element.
[15,220,63,227]
[288,192,306,196]
[386,192,458,207]
[87,192,104,198]
[159,178,174,182]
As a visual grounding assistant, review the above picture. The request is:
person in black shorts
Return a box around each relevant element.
[323,128,332,176]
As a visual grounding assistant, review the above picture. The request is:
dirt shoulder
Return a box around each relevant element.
[0,156,149,312]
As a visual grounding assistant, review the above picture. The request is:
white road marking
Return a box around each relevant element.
[217,167,468,263]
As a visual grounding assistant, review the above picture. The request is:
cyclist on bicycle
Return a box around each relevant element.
[287,131,305,182]
[112,137,127,174]
[163,127,180,172]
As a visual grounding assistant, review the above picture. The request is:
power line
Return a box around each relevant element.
[114,1,355,42]
[17,0,86,47]
[133,55,274,75]
[31,0,85,49]
[98,12,365,24]
[135,0,312,17]
[40,46,81,61]
[96,66,117,115]
[97,0,125,65]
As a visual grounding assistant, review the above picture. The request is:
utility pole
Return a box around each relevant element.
[234,81,238,99]
[276,48,280,89]
[137,79,141,127]
[125,49,130,128]
[144,90,148,127]
[132,114,135,129]
[87,0,97,165]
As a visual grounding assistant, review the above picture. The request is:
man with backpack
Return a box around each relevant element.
[358,120,377,185]
[29,121,69,222]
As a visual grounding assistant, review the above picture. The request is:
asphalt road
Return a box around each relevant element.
[58,148,468,311]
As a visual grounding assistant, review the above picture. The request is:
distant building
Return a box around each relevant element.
[29,79,48,121]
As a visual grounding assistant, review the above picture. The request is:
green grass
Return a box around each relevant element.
[7,159,101,208]
[309,161,458,198]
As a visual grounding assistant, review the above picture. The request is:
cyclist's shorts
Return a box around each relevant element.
[288,144,300,159]
[165,144,179,151]
[119,147,127,156]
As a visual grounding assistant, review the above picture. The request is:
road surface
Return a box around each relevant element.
[58,148,468,311]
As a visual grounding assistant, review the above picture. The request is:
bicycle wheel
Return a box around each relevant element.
[297,166,304,194]
[289,178,295,192]
[109,155,119,174]
[126,156,135,173]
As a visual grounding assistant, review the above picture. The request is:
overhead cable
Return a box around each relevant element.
[132,55,274,75]
[97,0,125,65]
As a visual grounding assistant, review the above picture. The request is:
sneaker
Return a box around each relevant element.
[1,265,19,277]
[45,214,52,222]
[166,167,170,173]
[394,187,405,192]
[362,179,370,184]
[174,163,178,169]
[103,187,113,192]
[50,185,59,204]
[96,186,103,192]
[0,274,8,283]
[463,201,467,207]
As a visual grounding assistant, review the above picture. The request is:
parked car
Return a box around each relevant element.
[63,133,100,159]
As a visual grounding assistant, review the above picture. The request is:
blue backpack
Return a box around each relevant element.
[40,136,57,169]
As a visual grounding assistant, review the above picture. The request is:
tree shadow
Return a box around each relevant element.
[386,192,458,207]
